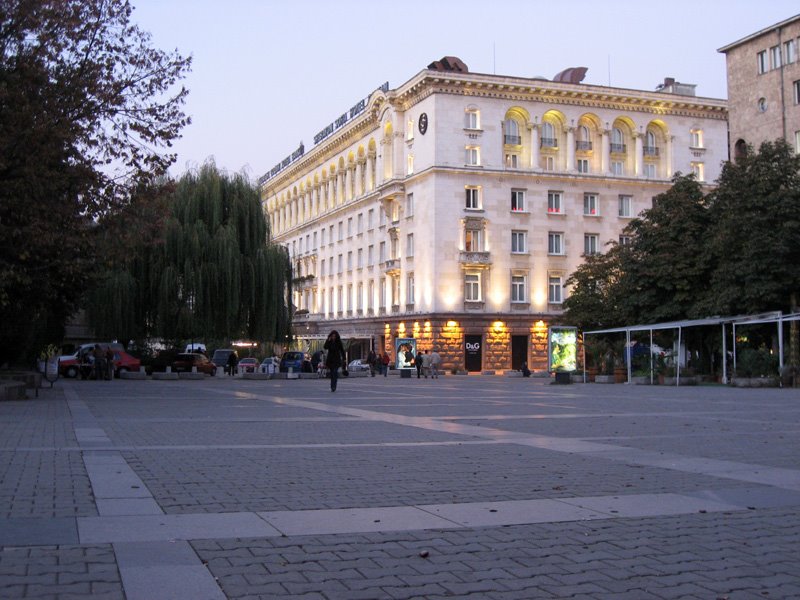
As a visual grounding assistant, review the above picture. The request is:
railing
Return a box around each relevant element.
[575,141,593,151]
[540,137,558,148]
[504,135,521,145]
[643,145,660,157]
[381,258,400,274]
[610,143,627,153]
[459,251,491,265]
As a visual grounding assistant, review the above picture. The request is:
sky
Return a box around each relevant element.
[132,0,799,181]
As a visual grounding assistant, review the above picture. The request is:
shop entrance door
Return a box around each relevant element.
[511,335,528,370]
[464,335,482,372]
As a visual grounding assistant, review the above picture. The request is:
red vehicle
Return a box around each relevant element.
[59,344,141,379]
[172,353,217,375]
[237,357,259,373]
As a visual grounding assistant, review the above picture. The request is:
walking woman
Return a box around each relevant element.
[323,330,346,392]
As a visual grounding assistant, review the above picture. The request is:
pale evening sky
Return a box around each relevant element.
[132,0,799,182]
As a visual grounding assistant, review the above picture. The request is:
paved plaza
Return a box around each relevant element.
[1,374,799,599]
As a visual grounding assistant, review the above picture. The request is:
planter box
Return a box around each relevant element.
[663,376,697,386]
[594,375,615,383]
[731,376,779,388]
[571,374,586,383]
[631,376,651,385]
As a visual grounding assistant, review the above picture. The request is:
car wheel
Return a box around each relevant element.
[65,366,78,378]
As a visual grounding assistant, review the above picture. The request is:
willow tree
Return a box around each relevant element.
[88,163,291,346]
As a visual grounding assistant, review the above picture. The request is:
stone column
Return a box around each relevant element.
[634,132,644,177]
[529,123,540,170]
[601,129,610,174]
[565,126,576,172]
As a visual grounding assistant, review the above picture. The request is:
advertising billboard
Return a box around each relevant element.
[548,326,578,372]
[394,338,417,370]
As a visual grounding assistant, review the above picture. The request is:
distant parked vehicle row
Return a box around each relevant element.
[172,353,216,375]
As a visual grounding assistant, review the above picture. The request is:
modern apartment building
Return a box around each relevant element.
[260,58,727,372]
[719,14,800,157]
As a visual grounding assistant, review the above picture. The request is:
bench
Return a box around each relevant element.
[0,381,27,401]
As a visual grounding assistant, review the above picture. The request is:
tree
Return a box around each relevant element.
[0,0,191,364]
[563,244,629,330]
[705,140,800,315]
[87,163,292,347]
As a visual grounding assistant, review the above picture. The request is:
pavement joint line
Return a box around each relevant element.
[214,388,800,492]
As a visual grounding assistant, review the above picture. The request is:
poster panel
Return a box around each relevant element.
[548,326,578,372]
[394,338,417,370]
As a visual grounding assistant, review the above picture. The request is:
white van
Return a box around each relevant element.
[185,343,207,354]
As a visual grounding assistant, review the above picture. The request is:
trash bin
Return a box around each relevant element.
[554,371,572,384]
[400,369,411,378]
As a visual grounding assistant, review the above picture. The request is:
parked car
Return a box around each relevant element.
[279,351,312,373]
[211,349,238,374]
[260,356,280,374]
[184,343,207,354]
[238,357,259,373]
[172,353,217,375]
[59,343,140,378]
[347,359,371,373]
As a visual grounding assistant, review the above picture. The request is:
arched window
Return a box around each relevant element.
[644,130,658,156]
[576,125,591,151]
[541,122,557,148]
[611,127,626,153]
[504,119,521,145]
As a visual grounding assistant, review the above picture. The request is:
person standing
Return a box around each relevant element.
[430,348,442,379]
[93,344,105,382]
[226,352,238,376]
[366,349,377,377]
[421,350,432,378]
[381,351,390,377]
[415,349,424,378]
[323,330,346,392]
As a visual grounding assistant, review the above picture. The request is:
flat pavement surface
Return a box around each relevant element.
[1,373,799,599]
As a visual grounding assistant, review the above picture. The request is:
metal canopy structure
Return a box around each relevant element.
[582,311,800,385]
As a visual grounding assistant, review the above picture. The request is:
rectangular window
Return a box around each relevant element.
[407,154,414,175]
[619,235,632,246]
[347,284,353,311]
[406,193,414,217]
[577,158,590,173]
[368,208,374,229]
[347,217,353,237]
[313,231,318,249]
[794,80,800,105]
[338,221,343,241]
[690,129,704,148]
[583,193,598,216]
[511,275,527,303]
[548,232,564,255]
[543,156,555,171]
[357,283,363,310]
[465,273,481,301]
[379,241,386,262]
[796,130,800,154]
[380,279,386,308]
[465,228,483,252]
[357,213,363,234]
[771,45,782,69]
[611,161,624,176]
[757,50,768,74]
[368,281,374,310]
[465,146,480,166]
[547,191,563,214]
[337,286,343,312]
[321,228,326,246]
[644,163,656,178]
[511,189,525,212]
[406,233,414,257]
[690,162,705,182]
[357,248,363,268]
[406,274,415,304]
[320,261,325,277]
[368,244,374,266]
[329,288,334,314]
[785,39,797,64]
[505,153,519,168]
[465,186,481,210]
[548,275,563,304]
[584,234,599,255]
[465,109,479,129]
[618,195,632,217]
[328,225,334,245]
[337,254,343,274]
[511,230,527,254]
[379,208,386,226]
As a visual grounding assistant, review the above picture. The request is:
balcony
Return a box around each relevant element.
[381,258,400,275]
[540,137,558,148]
[504,134,521,145]
[643,145,660,157]
[291,274,316,289]
[459,251,491,266]
[575,141,592,151]
[610,143,627,154]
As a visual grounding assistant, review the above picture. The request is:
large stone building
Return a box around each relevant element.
[260,58,727,372]
[719,14,800,157]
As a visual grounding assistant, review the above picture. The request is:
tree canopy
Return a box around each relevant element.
[0,0,191,364]
[87,163,292,348]
[563,140,800,331]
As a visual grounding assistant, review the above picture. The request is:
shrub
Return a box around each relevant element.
[736,348,778,378]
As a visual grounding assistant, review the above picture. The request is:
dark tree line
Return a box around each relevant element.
[563,140,800,368]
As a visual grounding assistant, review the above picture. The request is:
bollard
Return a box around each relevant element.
[166,366,171,373]
[192,366,197,374]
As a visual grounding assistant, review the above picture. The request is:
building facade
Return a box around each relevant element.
[719,14,800,157]
[261,59,727,372]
